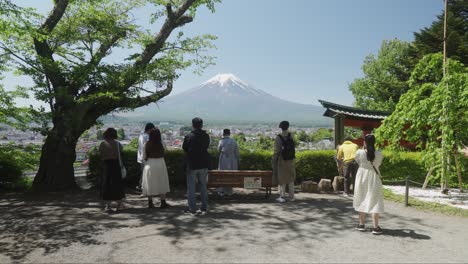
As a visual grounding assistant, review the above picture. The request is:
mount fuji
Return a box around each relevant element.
[129,73,329,125]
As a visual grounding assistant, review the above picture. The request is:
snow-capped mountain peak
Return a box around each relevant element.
[201,73,248,88]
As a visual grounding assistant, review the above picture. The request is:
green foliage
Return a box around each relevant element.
[311,128,333,142]
[117,128,126,140]
[380,151,427,184]
[0,85,32,128]
[350,2,467,111]
[376,54,468,187]
[344,127,362,139]
[295,150,336,181]
[349,39,416,111]
[0,144,41,191]
[87,146,461,188]
[231,133,274,152]
[295,130,309,142]
[96,130,104,140]
[413,0,468,65]
[0,0,220,190]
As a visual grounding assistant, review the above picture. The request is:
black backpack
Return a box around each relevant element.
[278,133,295,160]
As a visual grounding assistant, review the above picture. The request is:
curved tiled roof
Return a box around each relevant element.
[318,100,391,120]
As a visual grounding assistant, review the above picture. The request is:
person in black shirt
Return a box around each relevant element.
[182,117,211,215]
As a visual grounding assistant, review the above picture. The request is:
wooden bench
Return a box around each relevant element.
[207,170,273,198]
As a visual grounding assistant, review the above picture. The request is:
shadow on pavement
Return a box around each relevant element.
[0,189,432,261]
[380,229,431,240]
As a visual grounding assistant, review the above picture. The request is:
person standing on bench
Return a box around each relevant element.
[217,128,240,196]
[272,121,296,203]
[182,117,211,215]
[337,136,359,197]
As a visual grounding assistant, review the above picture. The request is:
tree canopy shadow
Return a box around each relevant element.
[0,190,434,262]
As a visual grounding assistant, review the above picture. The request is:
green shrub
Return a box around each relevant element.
[87,146,467,188]
[380,151,468,188]
[87,148,339,186]
[0,144,40,191]
[296,150,337,182]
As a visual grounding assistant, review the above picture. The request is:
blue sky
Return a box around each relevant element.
[8,0,444,107]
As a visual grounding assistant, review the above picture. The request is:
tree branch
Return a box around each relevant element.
[132,0,196,69]
[120,79,173,109]
[39,0,69,33]
[0,43,43,72]
[33,0,69,89]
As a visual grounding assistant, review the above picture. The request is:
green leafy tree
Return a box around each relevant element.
[295,130,309,142]
[117,128,126,140]
[344,127,362,140]
[96,130,104,140]
[310,128,333,142]
[376,53,467,189]
[0,0,219,190]
[413,0,468,65]
[349,39,416,111]
[232,132,247,151]
[255,135,274,151]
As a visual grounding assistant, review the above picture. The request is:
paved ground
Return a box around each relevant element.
[1,189,467,263]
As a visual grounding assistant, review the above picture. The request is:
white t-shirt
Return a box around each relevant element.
[137,133,149,163]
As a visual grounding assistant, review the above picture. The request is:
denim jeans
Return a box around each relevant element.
[187,168,208,212]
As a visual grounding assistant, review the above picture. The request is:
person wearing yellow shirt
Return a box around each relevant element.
[337,137,359,196]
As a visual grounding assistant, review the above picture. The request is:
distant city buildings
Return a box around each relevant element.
[0,122,335,155]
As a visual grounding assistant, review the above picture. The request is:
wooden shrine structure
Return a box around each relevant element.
[318,100,391,147]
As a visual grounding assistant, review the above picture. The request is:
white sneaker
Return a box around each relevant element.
[276,197,286,203]
[289,197,296,202]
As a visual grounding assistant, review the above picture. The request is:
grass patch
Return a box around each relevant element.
[383,188,468,217]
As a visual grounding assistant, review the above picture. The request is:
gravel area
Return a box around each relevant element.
[384,185,468,210]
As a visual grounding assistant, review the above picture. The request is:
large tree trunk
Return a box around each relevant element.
[33,126,79,191]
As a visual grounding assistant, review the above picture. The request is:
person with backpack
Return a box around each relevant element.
[272,120,296,203]
[182,117,211,215]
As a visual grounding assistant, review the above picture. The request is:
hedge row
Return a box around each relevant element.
[88,147,467,187]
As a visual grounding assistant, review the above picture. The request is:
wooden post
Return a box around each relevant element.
[405,177,409,207]
[334,114,345,148]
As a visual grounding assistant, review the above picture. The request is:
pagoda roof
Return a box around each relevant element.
[318,100,391,120]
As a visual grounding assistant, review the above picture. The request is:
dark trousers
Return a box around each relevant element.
[343,160,358,194]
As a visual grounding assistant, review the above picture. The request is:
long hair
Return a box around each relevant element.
[148,128,163,149]
[103,128,117,140]
[364,134,376,162]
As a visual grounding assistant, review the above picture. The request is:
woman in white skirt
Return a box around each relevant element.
[142,128,171,208]
[353,134,384,235]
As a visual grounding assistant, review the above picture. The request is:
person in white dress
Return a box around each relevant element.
[353,134,384,235]
[141,128,171,208]
[217,129,240,196]
[137,123,155,190]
